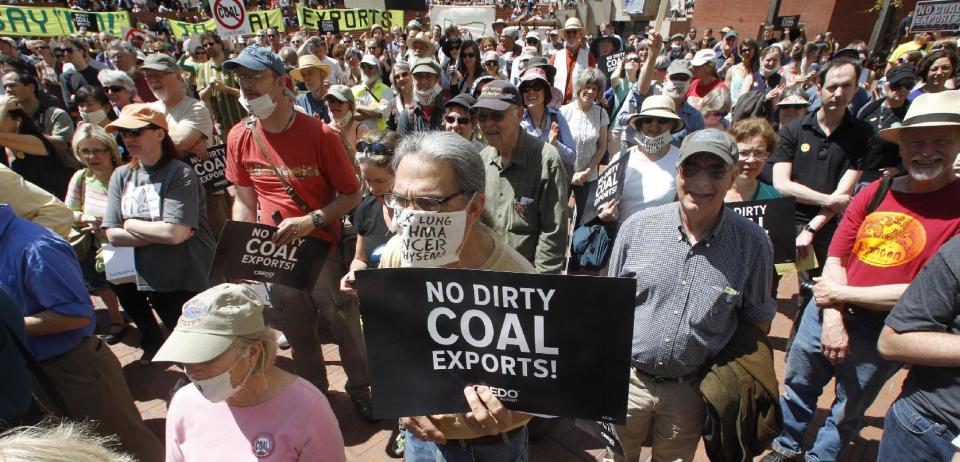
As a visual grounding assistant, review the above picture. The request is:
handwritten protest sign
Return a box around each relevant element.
[187,144,231,193]
[355,268,636,422]
[209,221,330,291]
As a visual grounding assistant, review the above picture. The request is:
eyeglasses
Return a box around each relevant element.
[521,82,547,92]
[640,117,674,125]
[382,191,467,211]
[738,149,769,161]
[679,162,731,180]
[484,61,499,67]
[77,147,110,156]
[476,110,507,123]
[356,140,390,154]
[118,126,159,138]
[105,85,126,93]
[444,114,470,124]
[235,71,272,83]
[461,52,476,58]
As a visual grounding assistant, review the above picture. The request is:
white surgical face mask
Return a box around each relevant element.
[664,78,690,98]
[392,195,472,267]
[239,93,278,119]
[415,82,442,107]
[187,349,254,403]
[79,109,107,124]
[635,129,673,153]
[670,43,681,51]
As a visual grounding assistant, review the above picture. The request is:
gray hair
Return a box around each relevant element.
[392,131,484,195]
[106,39,136,57]
[655,55,670,70]
[299,37,325,57]
[700,86,732,114]
[573,67,607,97]
[0,420,134,462]
[97,69,137,93]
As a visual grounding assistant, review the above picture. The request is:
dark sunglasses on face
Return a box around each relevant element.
[356,141,390,154]
[461,52,476,58]
[118,126,159,138]
[484,61,498,67]
[626,57,641,63]
[640,117,674,125]
[680,162,730,180]
[476,111,506,123]
[891,80,916,90]
[522,82,547,92]
[105,85,126,93]
[445,115,470,124]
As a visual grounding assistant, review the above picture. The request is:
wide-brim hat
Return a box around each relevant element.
[105,103,168,132]
[880,90,960,142]
[406,33,436,54]
[289,55,332,82]
[628,95,684,132]
[563,17,584,31]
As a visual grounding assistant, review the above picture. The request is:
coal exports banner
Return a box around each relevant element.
[167,8,284,39]
[188,144,231,193]
[0,6,129,36]
[209,221,331,291]
[911,0,960,32]
[579,151,630,224]
[355,268,636,422]
[296,5,403,32]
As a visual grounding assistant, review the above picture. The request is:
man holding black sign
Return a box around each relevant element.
[608,128,776,462]
[222,47,373,420]
[373,131,534,461]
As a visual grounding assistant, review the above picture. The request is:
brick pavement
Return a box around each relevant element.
[97,274,903,461]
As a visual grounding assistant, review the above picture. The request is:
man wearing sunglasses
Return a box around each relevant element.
[223,47,373,421]
[58,37,102,114]
[105,40,156,104]
[607,128,775,462]
[473,80,569,275]
[196,31,244,137]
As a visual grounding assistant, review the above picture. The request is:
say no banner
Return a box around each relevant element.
[209,221,331,291]
[355,268,636,422]
[212,0,250,38]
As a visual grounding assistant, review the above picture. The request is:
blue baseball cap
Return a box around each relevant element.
[223,46,285,75]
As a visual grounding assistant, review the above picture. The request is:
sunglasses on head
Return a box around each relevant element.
[356,141,390,155]
[444,114,470,124]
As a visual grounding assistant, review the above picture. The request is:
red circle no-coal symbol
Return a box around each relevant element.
[213,0,245,30]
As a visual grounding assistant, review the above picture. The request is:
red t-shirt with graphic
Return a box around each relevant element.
[225,113,360,244]
[829,178,960,287]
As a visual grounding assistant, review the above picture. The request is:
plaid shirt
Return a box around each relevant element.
[396,96,446,136]
[607,202,776,378]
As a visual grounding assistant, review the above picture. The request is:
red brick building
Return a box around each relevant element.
[689,0,919,50]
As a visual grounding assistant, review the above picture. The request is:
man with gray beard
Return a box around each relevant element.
[352,54,394,131]
[397,58,447,136]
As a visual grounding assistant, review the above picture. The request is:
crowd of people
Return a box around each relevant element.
[1,8,960,462]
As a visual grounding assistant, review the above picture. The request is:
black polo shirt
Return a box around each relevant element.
[769,110,872,223]
[857,97,909,183]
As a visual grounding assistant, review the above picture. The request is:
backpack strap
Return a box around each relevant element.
[866,174,895,215]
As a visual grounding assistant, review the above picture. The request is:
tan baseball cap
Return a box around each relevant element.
[105,103,169,132]
[153,284,267,364]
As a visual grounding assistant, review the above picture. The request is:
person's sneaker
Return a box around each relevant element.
[759,451,801,462]
[385,424,404,458]
[277,333,290,350]
[352,395,377,422]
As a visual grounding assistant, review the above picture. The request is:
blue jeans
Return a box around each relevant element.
[772,301,902,461]
[878,398,957,462]
[404,426,528,462]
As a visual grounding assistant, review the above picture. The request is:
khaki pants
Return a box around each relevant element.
[268,249,370,399]
[608,368,705,462]
[33,336,163,462]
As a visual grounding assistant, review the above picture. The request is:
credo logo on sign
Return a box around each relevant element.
[489,387,519,403]
[212,0,250,37]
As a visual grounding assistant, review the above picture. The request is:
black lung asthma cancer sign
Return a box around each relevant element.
[355,268,636,423]
[209,221,330,291]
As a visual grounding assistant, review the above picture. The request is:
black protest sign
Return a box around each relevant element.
[320,19,339,33]
[580,151,630,224]
[355,268,636,422]
[774,14,800,28]
[188,144,231,193]
[209,221,331,291]
[71,12,100,32]
[911,0,960,32]
[726,197,796,264]
[604,51,625,75]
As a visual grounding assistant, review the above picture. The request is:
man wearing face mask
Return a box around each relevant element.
[222,47,373,421]
[142,53,228,239]
[397,58,447,136]
[352,54,394,131]
[376,131,535,461]
[618,59,705,149]
[473,80,569,275]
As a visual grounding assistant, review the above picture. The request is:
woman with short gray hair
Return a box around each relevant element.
[562,67,610,224]
[373,131,535,461]
[98,69,137,113]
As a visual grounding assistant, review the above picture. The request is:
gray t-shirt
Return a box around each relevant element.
[102,159,215,293]
[886,235,960,433]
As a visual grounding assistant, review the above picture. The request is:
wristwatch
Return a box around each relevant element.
[309,210,326,230]
[803,224,816,233]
